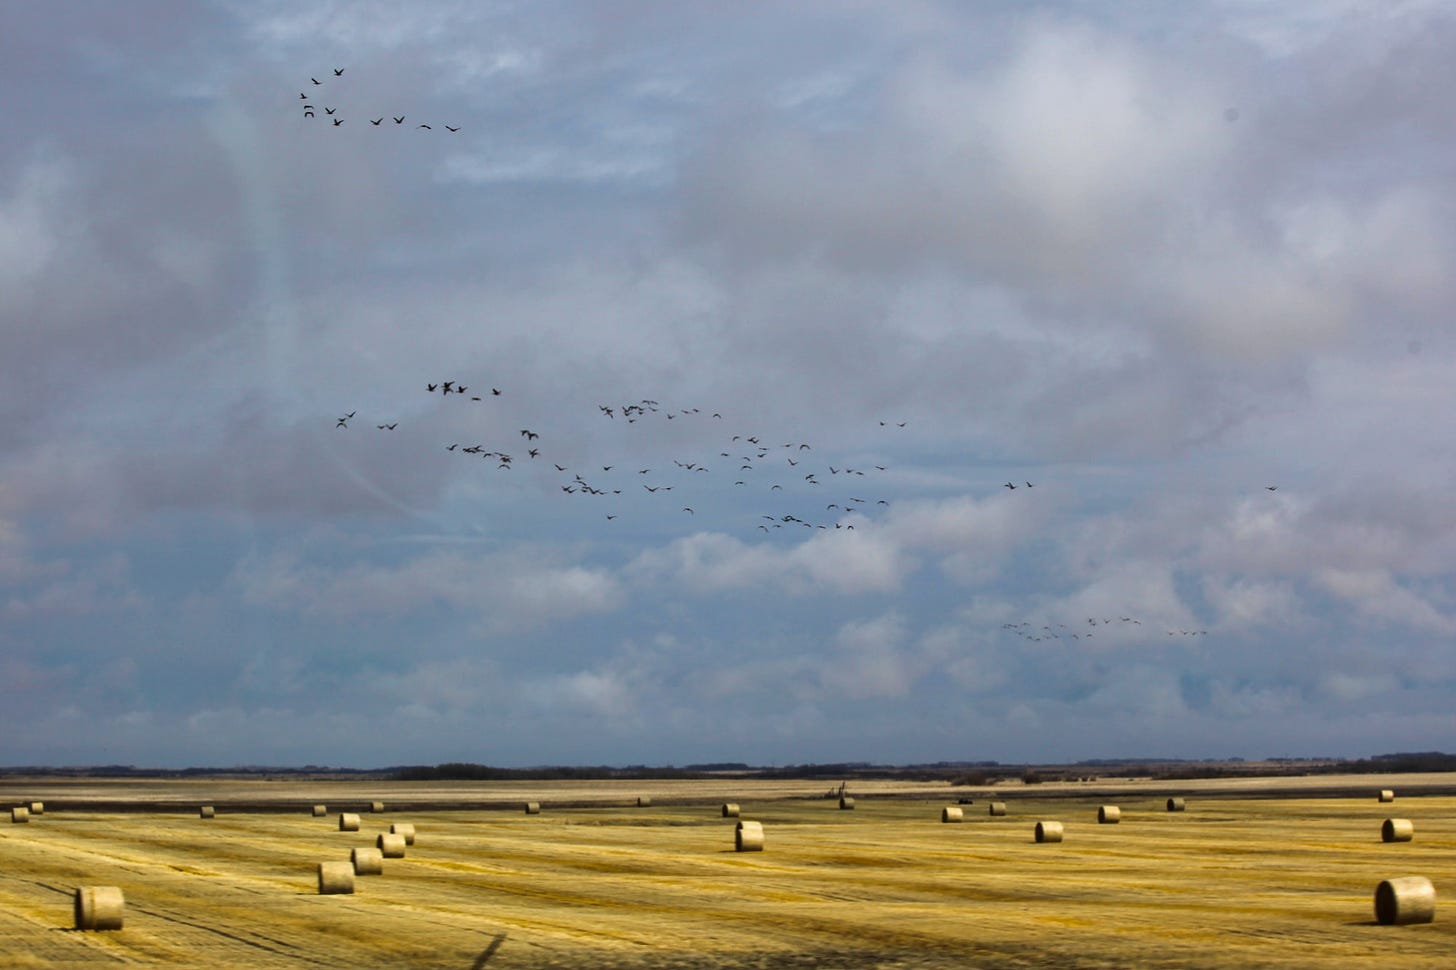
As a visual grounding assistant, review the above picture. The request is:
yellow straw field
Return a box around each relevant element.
[0,780,1451,968]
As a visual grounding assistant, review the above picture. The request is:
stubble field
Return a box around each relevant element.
[0,776,1451,968]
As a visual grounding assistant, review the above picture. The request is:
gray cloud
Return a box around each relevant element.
[2,2,1454,766]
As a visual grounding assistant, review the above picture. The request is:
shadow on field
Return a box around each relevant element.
[470,931,508,967]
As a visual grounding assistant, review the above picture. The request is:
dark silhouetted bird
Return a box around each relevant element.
[394,116,405,124]
[445,125,459,132]
[332,119,343,126]
[371,118,383,125]
[333,68,344,76]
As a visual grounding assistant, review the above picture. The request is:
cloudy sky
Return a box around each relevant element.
[4,1,1454,768]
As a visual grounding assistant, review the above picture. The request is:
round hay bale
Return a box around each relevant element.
[838,796,855,810]
[29,802,44,815]
[377,832,407,858]
[637,796,652,807]
[988,801,1007,817]
[942,806,964,823]
[721,803,740,818]
[1378,789,1395,803]
[389,822,416,845]
[199,806,215,819]
[1382,819,1414,843]
[351,847,384,875]
[370,801,385,813]
[735,820,764,852]
[1035,821,1064,843]
[11,807,30,824]
[524,801,541,815]
[317,861,355,895]
[1375,876,1435,925]
[74,886,124,930]
[1098,805,1121,824]
[338,812,361,832]
[311,804,327,817]
[1166,797,1186,812]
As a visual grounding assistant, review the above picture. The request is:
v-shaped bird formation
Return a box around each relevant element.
[296,67,460,133]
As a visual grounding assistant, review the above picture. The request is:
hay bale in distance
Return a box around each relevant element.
[377,832,407,858]
[524,801,541,815]
[1378,789,1395,803]
[1166,797,1186,812]
[988,801,1007,817]
[317,861,355,895]
[1098,805,1121,824]
[839,796,855,810]
[370,801,385,813]
[1382,818,1415,843]
[735,820,765,852]
[199,806,215,819]
[351,847,384,875]
[1375,876,1435,925]
[74,886,124,930]
[721,803,741,818]
[28,802,43,815]
[311,804,327,817]
[11,807,29,824]
[1035,821,1064,843]
[637,796,652,807]
[338,812,361,832]
[942,806,964,823]
[390,822,416,845]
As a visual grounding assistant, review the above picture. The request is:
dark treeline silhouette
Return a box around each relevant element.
[5,754,1451,781]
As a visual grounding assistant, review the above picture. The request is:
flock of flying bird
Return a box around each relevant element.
[296,68,460,131]
[1002,618,1212,642]
[335,390,1251,641]
[330,379,1002,534]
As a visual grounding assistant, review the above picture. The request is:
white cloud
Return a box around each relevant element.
[233,547,622,631]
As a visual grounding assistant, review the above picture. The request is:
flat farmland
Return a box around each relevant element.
[0,778,1451,968]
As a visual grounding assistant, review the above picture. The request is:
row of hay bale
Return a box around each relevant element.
[10,801,44,823]
[198,801,385,819]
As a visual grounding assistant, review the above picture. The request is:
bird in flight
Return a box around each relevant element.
[333,67,344,76]
[418,124,432,130]
[324,107,336,115]
[394,116,405,124]
[1266,486,1278,491]
[445,125,460,132]
[332,119,343,126]
[371,118,383,125]
[311,78,322,85]
[1004,482,1016,489]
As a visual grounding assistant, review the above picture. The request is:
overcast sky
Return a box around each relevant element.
[4,1,1454,768]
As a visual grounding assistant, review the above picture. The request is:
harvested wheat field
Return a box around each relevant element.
[0,778,1451,968]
